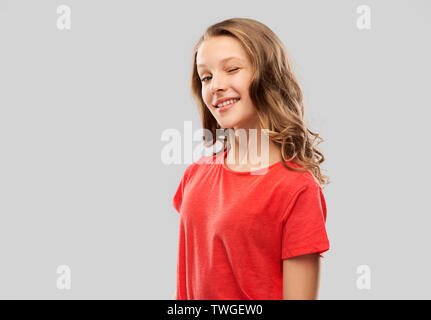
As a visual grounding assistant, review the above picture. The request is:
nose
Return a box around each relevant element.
[210,73,227,94]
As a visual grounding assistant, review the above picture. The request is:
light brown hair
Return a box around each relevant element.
[190,18,330,187]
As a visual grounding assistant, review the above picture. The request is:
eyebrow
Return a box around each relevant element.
[197,56,243,69]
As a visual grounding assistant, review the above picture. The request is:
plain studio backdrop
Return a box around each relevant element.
[0,0,430,299]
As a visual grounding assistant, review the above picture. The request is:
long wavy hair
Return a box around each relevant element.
[190,18,330,187]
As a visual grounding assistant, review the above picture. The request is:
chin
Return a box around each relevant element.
[218,121,240,130]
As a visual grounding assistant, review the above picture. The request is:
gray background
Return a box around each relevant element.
[0,0,430,299]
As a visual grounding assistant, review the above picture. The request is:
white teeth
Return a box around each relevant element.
[216,98,239,108]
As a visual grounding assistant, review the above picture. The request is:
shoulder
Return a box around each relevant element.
[181,151,221,182]
[279,159,319,181]
[276,160,323,194]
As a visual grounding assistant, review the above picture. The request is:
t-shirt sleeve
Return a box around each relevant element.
[281,182,330,260]
[172,166,191,214]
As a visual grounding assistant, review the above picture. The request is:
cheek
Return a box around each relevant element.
[201,88,211,105]
[234,77,252,96]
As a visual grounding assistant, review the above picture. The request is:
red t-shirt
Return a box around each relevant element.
[172,149,330,300]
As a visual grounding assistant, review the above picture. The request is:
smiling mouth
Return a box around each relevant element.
[215,98,240,108]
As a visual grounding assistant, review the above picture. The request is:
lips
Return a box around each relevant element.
[215,98,240,109]
[214,97,240,108]
[216,99,239,112]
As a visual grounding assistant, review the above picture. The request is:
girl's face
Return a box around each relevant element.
[196,36,260,131]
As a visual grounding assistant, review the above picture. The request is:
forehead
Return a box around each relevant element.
[196,36,249,69]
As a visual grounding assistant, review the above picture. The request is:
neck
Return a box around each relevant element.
[225,127,281,168]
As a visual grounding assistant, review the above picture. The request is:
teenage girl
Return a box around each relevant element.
[173,17,330,300]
